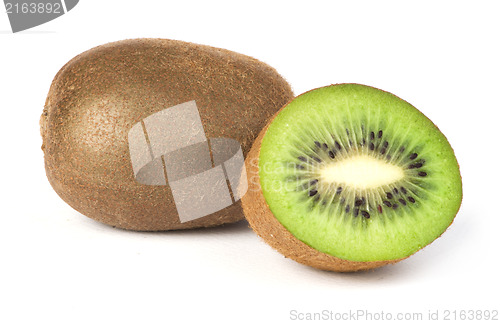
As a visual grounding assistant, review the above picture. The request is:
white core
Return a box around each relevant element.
[320,154,404,190]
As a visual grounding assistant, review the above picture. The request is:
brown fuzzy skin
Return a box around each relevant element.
[41,38,294,231]
[241,106,403,272]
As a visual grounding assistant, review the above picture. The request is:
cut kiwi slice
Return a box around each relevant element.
[242,84,462,272]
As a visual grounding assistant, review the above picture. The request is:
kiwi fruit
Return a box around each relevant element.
[41,38,293,231]
[242,84,462,272]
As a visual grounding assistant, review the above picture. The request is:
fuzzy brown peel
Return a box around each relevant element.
[41,38,293,231]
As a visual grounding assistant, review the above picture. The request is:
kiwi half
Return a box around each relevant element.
[41,38,293,231]
[242,84,462,272]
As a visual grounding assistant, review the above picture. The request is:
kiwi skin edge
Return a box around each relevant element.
[241,86,413,272]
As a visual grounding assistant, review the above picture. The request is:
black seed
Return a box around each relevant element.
[361,138,366,146]
[409,162,423,169]
[355,199,363,207]
[380,148,386,155]
[328,151,335,159]
[383,141,389,148]
[378,130,383,138]
[345,205,350,213]
[340,198,345,205]
[400,147,405,153]
[296,164,305,170]
[369,143,375,151]
[399,198,407,206]
[410,153,418,160]
[314,194,321,202]
[408,196,416,203]
[336,187,343,194]
[392,203,399,209]
[310,179,318,186]
[386,154,392,160]
[298,156,307,162]
[314,141,321,148]
[393,187,399,194]
[418,171,427,177]
[400,187,407,194]
[309,189,318,196]
[346,129,349,135]
[313,156,322,163]
[349,139,353,146]
[377,205,383,213]
[383,201,392,207]
[386,192,393,199]
[322,143,328,149]
[354,208,359,217]
[361,211,370,219]
[370,131,375,140]
[335,141,342,150]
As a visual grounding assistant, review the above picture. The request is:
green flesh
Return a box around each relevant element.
[259,84,462,262]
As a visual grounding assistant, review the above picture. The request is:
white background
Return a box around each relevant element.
[1,1,499,323]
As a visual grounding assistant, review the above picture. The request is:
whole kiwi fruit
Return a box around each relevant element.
[242,84,462,272]
[41,38,293,231]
